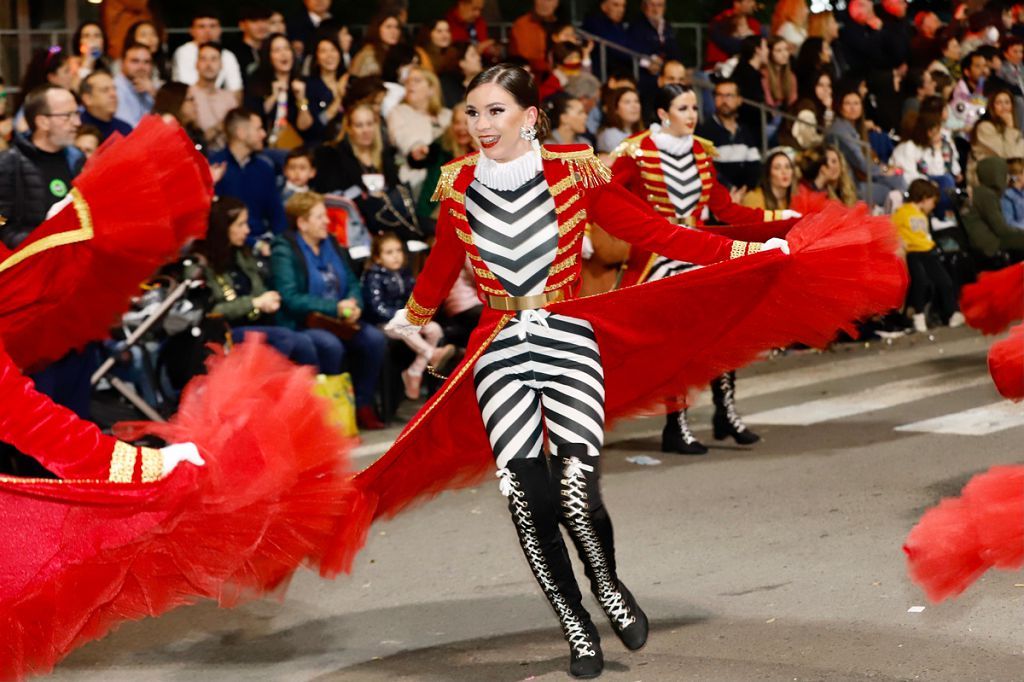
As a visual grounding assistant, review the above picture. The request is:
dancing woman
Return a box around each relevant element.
[608,83,800,455]
[383,64,791,678]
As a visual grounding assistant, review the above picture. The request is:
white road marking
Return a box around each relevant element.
[895,402,1024,436]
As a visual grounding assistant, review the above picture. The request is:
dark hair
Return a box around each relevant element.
[909,110,942,147]
[712,77,739,92]
[794,37,826,85]
[370,231,403,262]
[546,92,581,130]
[1003,36,1024,54]
[17,47,70,110]
[961,50,985,74]
[907,178,940,203]
[285,146,316,167]
[601,86,642,134]
[311,35,343,77]
[938,27,961,53]
[71,21,108,60]
[197,41,222,54]
[122,41,152,60]
[239,4,273,21]
[929,69,953,94]
[152,82,190,122]
[551,41,582,67]
[79,69,112,97]
[248,33,297,99]
[655,82,695,114]
[973,87,1018,142]
[738,34,764,63]
[467,63,552,140]
[191,6,221,23]
[224,107,259,140]
[124,19,165,47]
[76,124,102,140]
[918,94,945,118]
[834,81,868,140]
[200,196,248,274]
[758,150,797,210]
[342,75,387,111]
[23,85,61,134]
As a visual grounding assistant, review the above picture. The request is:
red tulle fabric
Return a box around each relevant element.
[0,116,212,372]
[904,466,1024,602]
[988,323,1024,401]
[0,340,357,680]
[339,203,907,567]
[960,263,1024,335]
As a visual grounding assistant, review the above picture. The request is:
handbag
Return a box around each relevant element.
[306,311,361,341]
[357,184,424,242]
[312,372,359,437]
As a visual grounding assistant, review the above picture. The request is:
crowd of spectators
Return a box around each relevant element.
[1,0,1023,429]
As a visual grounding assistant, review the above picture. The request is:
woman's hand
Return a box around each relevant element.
[253,291,281,314]
[337,298,362,322]
[160,442,205,477]
[291,79,307,100]
[385,308,421,338]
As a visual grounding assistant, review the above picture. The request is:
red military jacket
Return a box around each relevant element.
[609,129,790,287]
[405,144,763,327]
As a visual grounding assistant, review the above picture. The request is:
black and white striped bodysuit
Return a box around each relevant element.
[465,172,606,468]
[647,130,704,282]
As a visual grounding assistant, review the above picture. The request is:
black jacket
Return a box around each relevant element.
[311,138,400,195]
[0,136,84,249]
[360,262,414,325]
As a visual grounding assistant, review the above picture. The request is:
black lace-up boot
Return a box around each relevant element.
[712,371,760,445]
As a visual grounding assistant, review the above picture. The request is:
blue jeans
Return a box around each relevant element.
[301,326,386,407]
[232,326,319,366]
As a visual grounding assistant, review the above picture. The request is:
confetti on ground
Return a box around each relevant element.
[625,455,662,466]
[908,606,926,613]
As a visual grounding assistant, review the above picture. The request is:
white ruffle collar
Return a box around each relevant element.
[650,123,694,156]
[474,140,543,191]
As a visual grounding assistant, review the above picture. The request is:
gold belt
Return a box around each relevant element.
[487,289,565,311]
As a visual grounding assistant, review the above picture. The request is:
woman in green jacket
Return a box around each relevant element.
[195,197,323,369]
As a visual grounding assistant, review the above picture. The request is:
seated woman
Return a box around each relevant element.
[741,149,800,211]
[303,34,346,147]
[271,191,388,429]
[968,87,1024,186]
[890,110,961,218]
[779,68,832,151]
[195,196,326,367]
[797,144,858,206]
[545,93,590,145]
[596,86,643,155]
[826,84,905,208]
[386,66,452,200]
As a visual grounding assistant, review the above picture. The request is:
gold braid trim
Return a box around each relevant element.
[544,270,578,292]
[548,174,576,197]
[557,232,583,255]
[559,209,587,236]
[479,282,505,296]
[406,295,437,326]
[694,135,719,158]
[430,153,479,201]
[448,208,468,223]
[604,130,651,164]
[140,447,163,482]
[746,241,763,255]
[548,254,577,275]
[541,146,611,189]
[473,267,497,280]
[555,190,582,214]
[730,241,750,259]
[455,227,474,244]
[109,441,137,483]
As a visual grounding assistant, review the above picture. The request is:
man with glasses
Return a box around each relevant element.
[0,84,83,249]
[696,77,762,192]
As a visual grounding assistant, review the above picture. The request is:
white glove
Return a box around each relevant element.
[581,234,595,260]
[160,442,205,477]
[385,308,422,338]
[780,209,802,220]
[762,237,791,255]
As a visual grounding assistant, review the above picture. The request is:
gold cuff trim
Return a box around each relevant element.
[109,441,136,483]
[486,288,565,311]
[730,241,749,260]
[140,447,163,482]
[407,295,438,324]
[746,242,763,255]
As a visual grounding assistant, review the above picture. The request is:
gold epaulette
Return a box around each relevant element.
[541,146,612,189]
[430,152,480,202]
[694,135,719,159]
[607,130,651,165]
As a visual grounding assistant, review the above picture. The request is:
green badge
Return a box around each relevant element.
[48,179,68,198]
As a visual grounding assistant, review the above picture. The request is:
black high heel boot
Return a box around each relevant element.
[551,444,649,652]
[711,372,760,445]
[661,409,708,455]
[499,458,603,679]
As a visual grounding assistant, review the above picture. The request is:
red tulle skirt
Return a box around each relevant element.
[0,340,357,680]
[960,263,1024,335]
[331,203,907,570]
[0,116,212,372]
[904,466,1024,602]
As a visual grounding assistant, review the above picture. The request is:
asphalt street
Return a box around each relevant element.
[52,327,1024,682]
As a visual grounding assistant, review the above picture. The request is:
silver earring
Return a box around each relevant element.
[519,124,537,141]
[661,118,670,127]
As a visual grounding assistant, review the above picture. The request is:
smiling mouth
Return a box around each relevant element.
[479,135,500,148]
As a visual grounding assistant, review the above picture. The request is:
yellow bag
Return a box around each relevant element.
[312,372,359,437]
